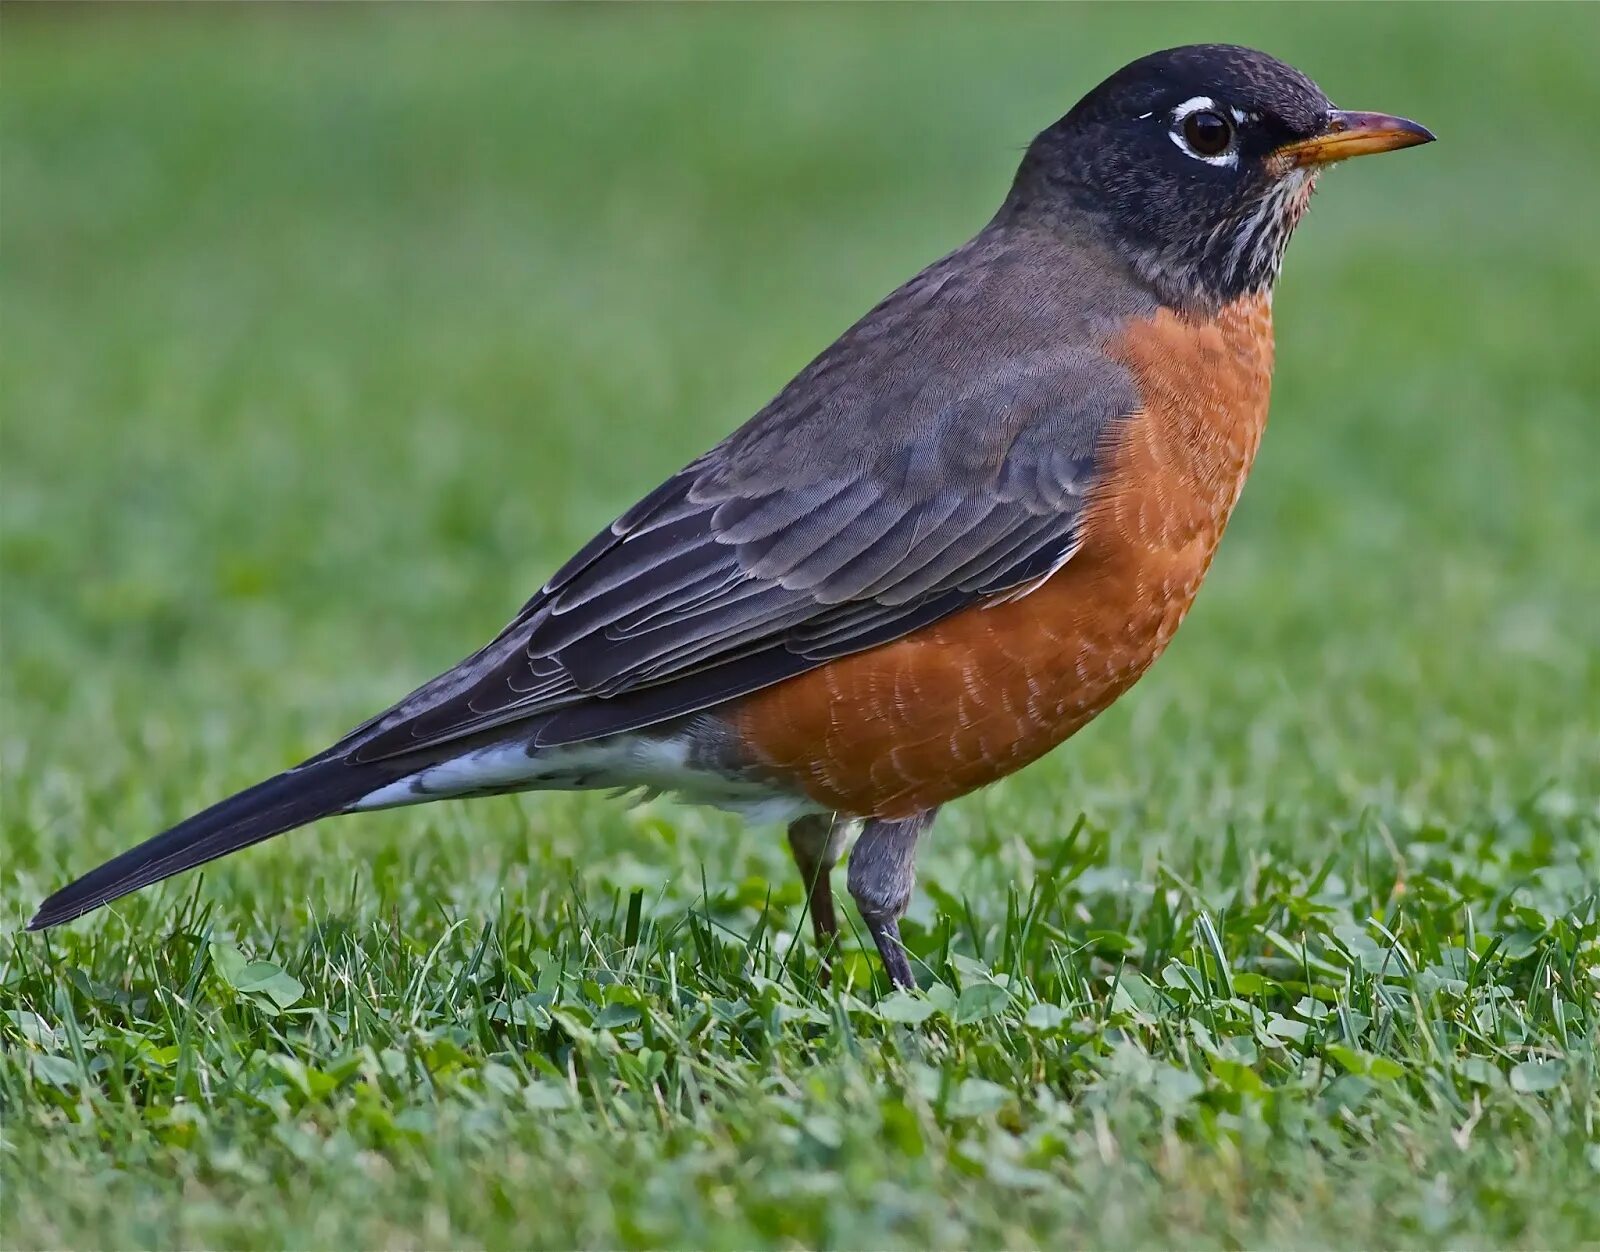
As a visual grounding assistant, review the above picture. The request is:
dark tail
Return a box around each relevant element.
[27,758,392,931]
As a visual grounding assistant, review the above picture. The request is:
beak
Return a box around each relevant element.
[1273,109,1436,169]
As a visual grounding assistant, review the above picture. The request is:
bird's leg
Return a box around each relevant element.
[786,813,851,980]
[847,808,938,991]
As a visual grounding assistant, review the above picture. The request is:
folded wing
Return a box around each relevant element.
[345,234,1144,764]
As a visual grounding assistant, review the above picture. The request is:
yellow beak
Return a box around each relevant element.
[1273,110,1436,169]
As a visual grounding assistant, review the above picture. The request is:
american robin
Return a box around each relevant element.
[30,45,1432,989]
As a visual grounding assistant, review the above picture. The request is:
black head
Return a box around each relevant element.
[1006,45,1434,309]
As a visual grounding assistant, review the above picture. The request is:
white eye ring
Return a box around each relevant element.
[1168,96,1239,168]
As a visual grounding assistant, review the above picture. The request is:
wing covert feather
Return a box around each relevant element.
[346,228,1149,763]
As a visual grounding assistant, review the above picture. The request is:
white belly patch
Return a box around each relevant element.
[346,733,819,826]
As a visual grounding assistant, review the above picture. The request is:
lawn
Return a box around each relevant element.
[2,4,1598,1247]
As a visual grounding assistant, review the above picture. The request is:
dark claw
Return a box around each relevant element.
[787,813,847,984]
[847,808,937,992]
[865,914,916,989]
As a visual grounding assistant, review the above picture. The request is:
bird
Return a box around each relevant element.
[29,45,1433,990]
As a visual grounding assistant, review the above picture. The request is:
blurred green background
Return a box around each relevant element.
[3,5,1598,1248]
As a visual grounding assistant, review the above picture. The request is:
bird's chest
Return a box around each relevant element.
[731,295,1274,817]
[991,294,1275,747]
[1067,292,1276,646]
[922,295,1277,775]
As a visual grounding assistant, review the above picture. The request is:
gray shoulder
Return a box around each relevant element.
[703,223,1155,501]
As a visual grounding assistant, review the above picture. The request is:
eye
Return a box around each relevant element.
[1181,109,1233,157]
[1166,96,1243,166]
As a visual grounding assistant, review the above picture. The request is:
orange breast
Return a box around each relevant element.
[731,294,1275,818]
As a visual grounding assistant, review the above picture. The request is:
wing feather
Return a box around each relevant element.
[343,228,1147,765]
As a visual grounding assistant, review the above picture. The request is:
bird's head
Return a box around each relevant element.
[1007,44,1434,310]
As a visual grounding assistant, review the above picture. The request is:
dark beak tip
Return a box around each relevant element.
[1331,109,1437,146]
[1390,116,1438,146]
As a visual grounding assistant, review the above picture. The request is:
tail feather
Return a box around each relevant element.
[27,759,388,931]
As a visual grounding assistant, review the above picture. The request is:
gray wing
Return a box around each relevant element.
[346,228,1146,764]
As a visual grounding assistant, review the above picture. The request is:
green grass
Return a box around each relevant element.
[3,5,1598,1247]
